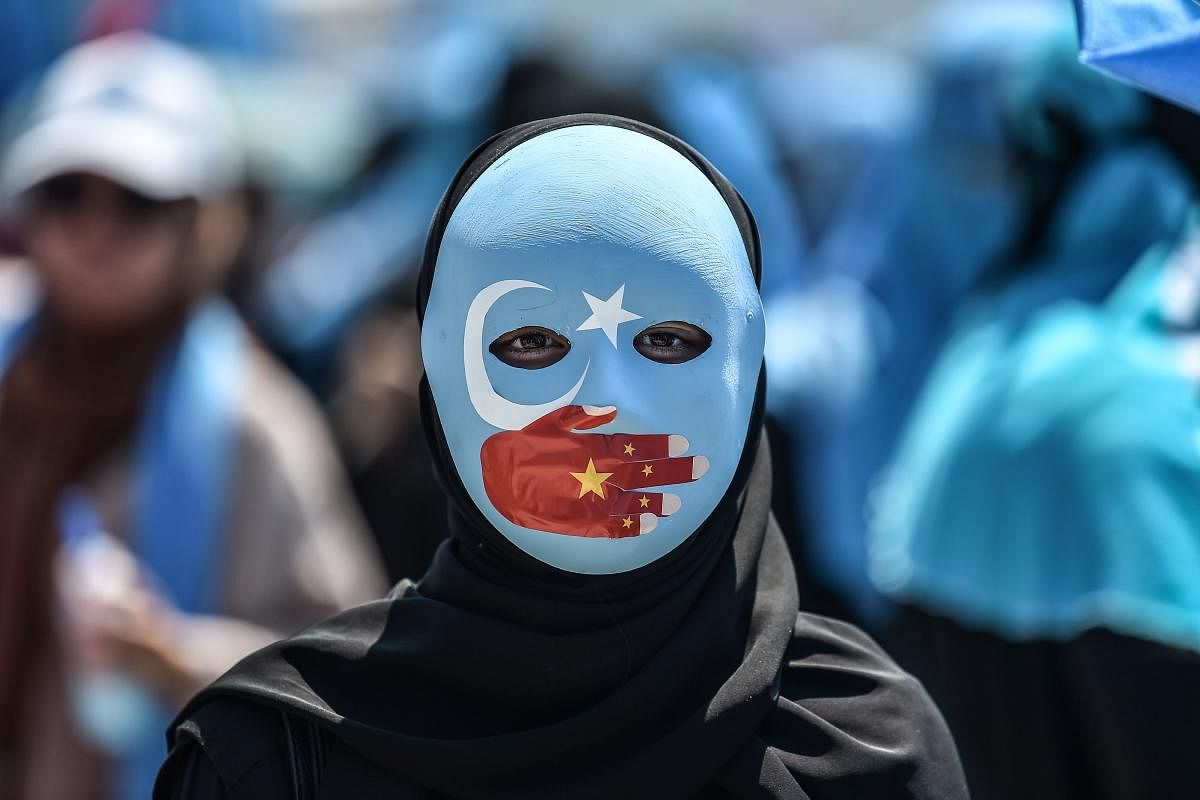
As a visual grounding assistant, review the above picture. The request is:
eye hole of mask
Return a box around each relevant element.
[632,321,712,364]
[489,325,571,369]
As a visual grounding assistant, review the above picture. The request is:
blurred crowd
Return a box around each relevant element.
[1,1,1198,799]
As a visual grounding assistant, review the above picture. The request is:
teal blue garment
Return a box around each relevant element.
[871,218,1200,652]
[0,301,248,800]
[1076,0,1200,114]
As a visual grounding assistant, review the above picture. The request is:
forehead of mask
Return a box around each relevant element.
[422,125,764,574]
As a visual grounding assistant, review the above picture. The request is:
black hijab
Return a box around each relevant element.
[161,116,965,800]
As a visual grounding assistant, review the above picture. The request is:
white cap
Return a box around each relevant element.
[3,32,242,202]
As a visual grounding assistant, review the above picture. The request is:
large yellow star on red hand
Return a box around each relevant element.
[570,458,614,499]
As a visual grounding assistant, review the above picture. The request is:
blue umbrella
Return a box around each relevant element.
[1076,0,1200,114]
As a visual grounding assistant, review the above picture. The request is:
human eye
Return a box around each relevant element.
[632,321,711,364]
[489,325,571,369]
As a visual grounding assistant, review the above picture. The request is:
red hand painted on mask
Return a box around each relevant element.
[480,405,709,538]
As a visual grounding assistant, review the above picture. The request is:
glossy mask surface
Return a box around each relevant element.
[422,125,764,574]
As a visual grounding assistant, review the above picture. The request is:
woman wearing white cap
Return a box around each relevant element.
[0,33,385,800]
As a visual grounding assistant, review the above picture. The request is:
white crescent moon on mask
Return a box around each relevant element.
[464,279,589,430]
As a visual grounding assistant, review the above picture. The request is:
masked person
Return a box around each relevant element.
[153,116,966,799]
[0,34,385,800]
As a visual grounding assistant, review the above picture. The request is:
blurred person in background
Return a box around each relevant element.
[757,42,930,624]
[0,33,384,800]
[869,6,1200,798]
[753,0,1068,629]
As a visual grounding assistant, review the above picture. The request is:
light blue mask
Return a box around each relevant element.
[421,124,764,574]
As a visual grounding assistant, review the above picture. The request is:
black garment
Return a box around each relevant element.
[887,607,1200,800]
[156,115,966,799]
[349,402,447,583]
[156,596,964,798]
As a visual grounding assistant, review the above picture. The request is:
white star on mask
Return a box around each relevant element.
[576,285,643,348]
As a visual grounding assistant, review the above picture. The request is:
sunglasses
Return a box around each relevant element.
[27,174,187,224]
